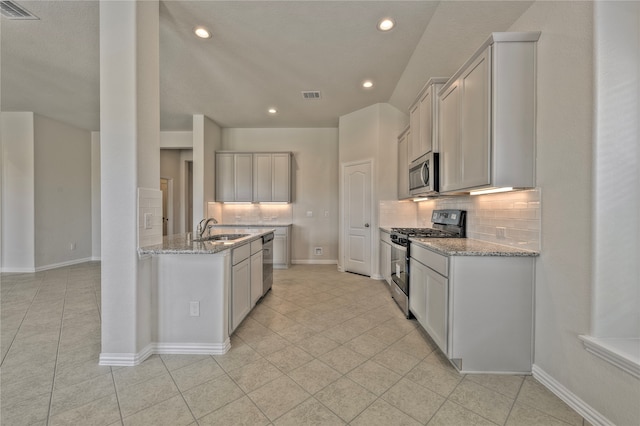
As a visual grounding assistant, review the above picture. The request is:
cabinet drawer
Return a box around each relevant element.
[251,239,262,254]
[411,244,448,277]
[232,243,251,265]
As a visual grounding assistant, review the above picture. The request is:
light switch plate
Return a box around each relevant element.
[144,213,152,229]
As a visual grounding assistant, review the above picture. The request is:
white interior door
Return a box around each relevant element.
[343,161,372,276]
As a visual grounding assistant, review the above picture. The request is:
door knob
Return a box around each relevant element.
[365,223,370,228]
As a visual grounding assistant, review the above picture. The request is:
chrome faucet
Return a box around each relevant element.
[197,217,218,238]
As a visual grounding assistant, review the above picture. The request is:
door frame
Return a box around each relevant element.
[160,176,174,236]
[339,158,375,275]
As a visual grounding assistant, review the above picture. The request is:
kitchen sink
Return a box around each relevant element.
[194,233,249,242]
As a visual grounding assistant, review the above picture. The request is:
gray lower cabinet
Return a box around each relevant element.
[379,232,392,286]
[250,240,263,307]
[230,244,251,333]
[410,242,534,374]
[273,226,290,269]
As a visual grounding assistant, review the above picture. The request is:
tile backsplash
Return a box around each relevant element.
[417,189,541,252]
[379,189,541,252]
[379,200,419,228]
[212,203,293,224]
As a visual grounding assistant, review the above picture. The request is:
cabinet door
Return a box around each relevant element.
[253,153,273,202]
[419,88,433,155]
[460,46,491,189]
[424,267,448,355]
[409,259,427,327]
[397,131,410,199]
[250,251,263,306]
[234,153,253,202]
[380,241,391,286]
[439,82,461,192]
[273,234,287,268]
[272,153,291,202]
[408,102,420,162]
[215,153,235,202]
[231,258,251,333]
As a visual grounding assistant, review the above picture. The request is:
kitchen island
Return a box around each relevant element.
[138,228,274,356]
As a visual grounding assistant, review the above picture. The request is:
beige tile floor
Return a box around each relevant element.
[1,262,587,426]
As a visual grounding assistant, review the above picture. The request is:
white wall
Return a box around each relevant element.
[160,131,192,149]
[99,0,160,363]
[508,2,639,425]
[592,1,640,339]
[222,128,339,263]
[0,112,35,272]
[91,132,101,260]
[33,114,92,268]
[338,103,407,275]
[192,115,221,232]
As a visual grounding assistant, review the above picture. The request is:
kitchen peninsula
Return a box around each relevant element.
[138,228,275,355]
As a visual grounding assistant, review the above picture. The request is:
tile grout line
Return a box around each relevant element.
[110,367,125,426]
[159,355,199,425]
[45,268,70,426]
[0,273,45,367]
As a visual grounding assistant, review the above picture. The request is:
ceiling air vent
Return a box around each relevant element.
[301,91,322,100]
[0,1,39,19]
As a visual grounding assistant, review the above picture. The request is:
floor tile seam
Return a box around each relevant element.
[158,355,198,425]
[0,275,46,366]
[511,397,582,426]
[439,398,502,426]
[267,394,323,424]
[401,368,461,400]
[464,375,525,402]
[112,367,173,394]
[45,272,71,425]
[492,374,526,424]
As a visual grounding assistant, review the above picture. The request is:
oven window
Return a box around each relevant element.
[390,245,408,295]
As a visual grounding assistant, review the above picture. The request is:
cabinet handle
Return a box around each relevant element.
[365,223,370,228]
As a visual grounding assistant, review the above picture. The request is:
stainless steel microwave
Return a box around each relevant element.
[409,152,439,197]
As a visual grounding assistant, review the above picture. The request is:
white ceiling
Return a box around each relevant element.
[1,1,534,132]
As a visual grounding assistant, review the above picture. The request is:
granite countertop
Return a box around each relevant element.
[214,223,292,227]
[139,228,275,255]
[410,237,539,257]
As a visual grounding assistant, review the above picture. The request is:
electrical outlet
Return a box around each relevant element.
[69,242,76,250]
[306,211,313,217]
[314,247,323,256]
[144,213,152,229]
[189,301,200,317]
[324,211,329,217]
[496,227,506,239]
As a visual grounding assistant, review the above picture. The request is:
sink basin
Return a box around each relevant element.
[194,233,249,242]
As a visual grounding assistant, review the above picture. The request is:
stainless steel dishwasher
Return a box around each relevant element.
[262,232,274,296]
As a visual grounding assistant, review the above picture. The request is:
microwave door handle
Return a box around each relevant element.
[421,162,429,186]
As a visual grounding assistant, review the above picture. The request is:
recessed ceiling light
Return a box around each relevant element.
[268,108,278,114]
[377,18,395,31]
[362,80,374,89]
[194,26,212,39]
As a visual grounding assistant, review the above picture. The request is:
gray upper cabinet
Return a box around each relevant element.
[216,151,292,203]
[253,153,291,202]
[397,127,411,200]
[408,78,449,163]
[216,152,253,202]
[439,32,540,194]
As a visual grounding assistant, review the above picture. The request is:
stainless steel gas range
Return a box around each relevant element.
[389,209,466,318]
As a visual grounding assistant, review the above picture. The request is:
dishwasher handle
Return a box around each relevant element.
[262,232,274,244]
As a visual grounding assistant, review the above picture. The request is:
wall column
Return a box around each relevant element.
[99,0,160,365]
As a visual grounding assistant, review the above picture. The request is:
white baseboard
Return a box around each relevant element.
[291,259,338,265]
[35,257,94,272]
[370,273,383,280]
[91,256,101,261]
[99,340,231,366]
[532,364,614,426]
